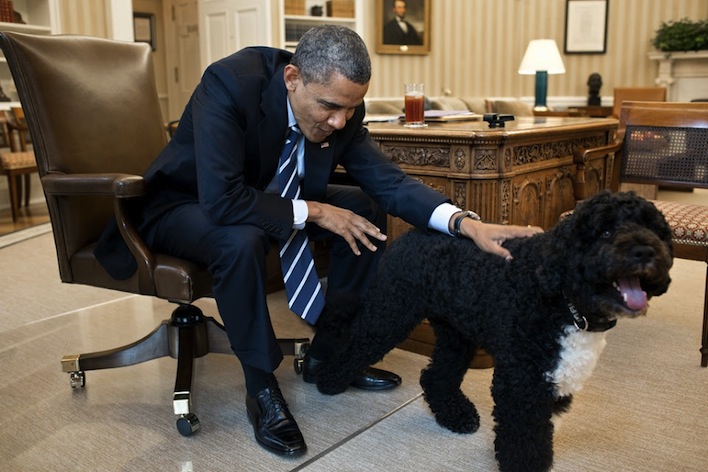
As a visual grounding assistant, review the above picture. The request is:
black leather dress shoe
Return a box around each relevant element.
[302,355,402,390]
[245,384,307,456]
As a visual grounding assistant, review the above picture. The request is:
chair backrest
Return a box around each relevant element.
[0,32,167,280]
[611,100,708,191]
[612,87,667,119]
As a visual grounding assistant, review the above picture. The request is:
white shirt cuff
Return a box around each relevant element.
[292,199,308,230]
[293,200,460,234]
[429,202,462,236]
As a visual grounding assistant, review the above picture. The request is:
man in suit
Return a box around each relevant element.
[383,0,423,45]
[96,25,540,456]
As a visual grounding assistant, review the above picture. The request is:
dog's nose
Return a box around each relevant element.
[631,245,656,264]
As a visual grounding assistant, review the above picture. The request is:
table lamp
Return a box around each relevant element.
[518,39,566,112]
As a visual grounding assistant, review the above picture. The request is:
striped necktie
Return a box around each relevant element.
[278,126,325,324]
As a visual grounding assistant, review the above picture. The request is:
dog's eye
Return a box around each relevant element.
[601,230,612,239]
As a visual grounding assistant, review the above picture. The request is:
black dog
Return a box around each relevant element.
[314,191,673,472]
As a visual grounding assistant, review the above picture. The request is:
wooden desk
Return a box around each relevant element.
[366,117,618,366]
[568,105,614,118]
[533,110,585,117]
[366,116,618,238]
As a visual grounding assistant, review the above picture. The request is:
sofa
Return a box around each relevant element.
[364,96,534,117]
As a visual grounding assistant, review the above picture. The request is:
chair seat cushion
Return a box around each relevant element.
[70,244,213,304]
[651,200,708,247]
[0,151,35,170]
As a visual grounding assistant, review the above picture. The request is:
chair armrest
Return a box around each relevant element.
[572,140,623,165]
[41,173,146,197]
[42,172,156,293]
[572,139,624,201]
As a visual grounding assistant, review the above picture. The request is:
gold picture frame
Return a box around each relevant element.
[375,0,430,55]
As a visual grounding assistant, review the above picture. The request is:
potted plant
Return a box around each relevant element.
[652,18,708,52]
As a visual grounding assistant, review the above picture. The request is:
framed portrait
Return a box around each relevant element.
[133,12,156,51]
[564,0,608,54]
[376,0,430,55]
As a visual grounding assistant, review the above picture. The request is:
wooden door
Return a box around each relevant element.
[165,0,201,120]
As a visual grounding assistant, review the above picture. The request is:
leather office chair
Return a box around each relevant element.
[574,101,708,367]
[0,31,311,435]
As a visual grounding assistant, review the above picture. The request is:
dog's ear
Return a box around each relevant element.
[641,199,675,253]
[536,216,574,295]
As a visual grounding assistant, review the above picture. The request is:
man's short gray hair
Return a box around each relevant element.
[290,25,371,86]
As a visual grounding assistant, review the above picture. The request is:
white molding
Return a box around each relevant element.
[649,50,708,101]
[106,0,134,41]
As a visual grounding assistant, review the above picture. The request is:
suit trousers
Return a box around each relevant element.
[143,184,387,373]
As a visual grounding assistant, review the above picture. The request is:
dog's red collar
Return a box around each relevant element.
[567,301,617,332]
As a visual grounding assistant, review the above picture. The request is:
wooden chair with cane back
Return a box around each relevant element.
[574,100,708,367]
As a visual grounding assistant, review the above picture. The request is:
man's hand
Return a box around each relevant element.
[452,213,543,261]
[306,201,387,255]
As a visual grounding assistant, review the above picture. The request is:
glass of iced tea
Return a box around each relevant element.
[404,83,426,128]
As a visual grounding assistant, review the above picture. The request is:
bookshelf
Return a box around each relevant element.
[280,0,362,51]
[0,0,58,108]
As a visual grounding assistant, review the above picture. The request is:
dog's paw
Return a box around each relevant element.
[429,394,481,434]
[315,377,350,395]
[435,409,480,434]
[314,360,354,395]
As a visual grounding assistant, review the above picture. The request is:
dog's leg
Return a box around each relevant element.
[316,300,423,395]
[420,320,480,434]
[491,364,556,472]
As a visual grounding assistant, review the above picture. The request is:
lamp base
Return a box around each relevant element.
[534,70,549,112]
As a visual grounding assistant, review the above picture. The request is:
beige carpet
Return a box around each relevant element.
[1,211,706,471]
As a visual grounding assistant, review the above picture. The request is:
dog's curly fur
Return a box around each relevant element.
[314,191,673,472]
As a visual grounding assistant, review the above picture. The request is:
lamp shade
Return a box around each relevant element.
[518,39,566,75]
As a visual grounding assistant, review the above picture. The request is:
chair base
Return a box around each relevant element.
[61,304,310,435]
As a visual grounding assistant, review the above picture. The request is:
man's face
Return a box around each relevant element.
[393,1,407,18]
[284,64,368,143]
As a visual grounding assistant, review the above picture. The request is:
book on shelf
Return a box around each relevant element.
[0,0,14,23]
[284,0,305,16]
[327,0,355,18]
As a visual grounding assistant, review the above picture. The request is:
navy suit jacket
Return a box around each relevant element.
[96,47,447,279]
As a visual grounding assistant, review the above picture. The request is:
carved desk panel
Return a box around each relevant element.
[366,117,617,238]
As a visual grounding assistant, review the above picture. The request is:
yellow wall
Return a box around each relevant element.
[363,0,708,100]
[55,0,707,102]
[57,0,108,37]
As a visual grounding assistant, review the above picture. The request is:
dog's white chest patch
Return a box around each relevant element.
[546,325,607,398]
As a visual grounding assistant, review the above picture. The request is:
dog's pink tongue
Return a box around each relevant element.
[619,277,647,311]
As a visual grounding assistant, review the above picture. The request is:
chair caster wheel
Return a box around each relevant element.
[176,413,200,436]
[69,371,85,388]
[293,357,304,374]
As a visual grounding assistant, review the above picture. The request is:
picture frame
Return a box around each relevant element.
[564,0,609,54]
[133,12,156,51]
[375,0,430,55]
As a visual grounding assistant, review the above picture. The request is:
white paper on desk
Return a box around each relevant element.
[364,110,480,124]
[422,110,480,121]
[363,114,401,124]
